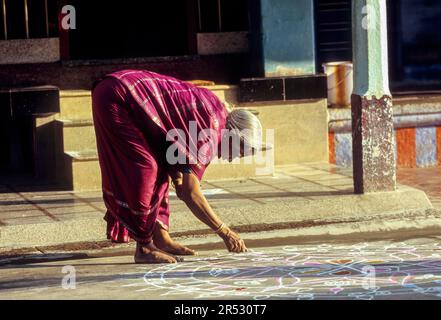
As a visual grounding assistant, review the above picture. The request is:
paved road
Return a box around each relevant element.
[1,236,441,300]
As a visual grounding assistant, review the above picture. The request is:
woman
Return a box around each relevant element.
[92,70,263,264]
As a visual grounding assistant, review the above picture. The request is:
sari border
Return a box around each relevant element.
[103,205,153,244]
[103,188,152,216]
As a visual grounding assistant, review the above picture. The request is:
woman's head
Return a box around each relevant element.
[223,106,263,160]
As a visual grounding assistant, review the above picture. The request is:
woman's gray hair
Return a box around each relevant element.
[225,106,263,151]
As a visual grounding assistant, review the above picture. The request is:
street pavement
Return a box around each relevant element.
[1,166,441,300]
[0,164,436,249]
[1,231,441,300]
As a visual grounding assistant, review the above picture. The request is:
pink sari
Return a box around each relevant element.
[92,70,227,243]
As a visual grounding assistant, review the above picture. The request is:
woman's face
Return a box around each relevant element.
[219,133,255,162]
[227,137,255,162]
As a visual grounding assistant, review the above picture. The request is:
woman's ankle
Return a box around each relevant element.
[136,240,155,253]
[153,224,172,245]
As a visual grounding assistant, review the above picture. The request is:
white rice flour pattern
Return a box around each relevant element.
[119,242,441,300]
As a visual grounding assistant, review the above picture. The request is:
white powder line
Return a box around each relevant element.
[169,188,229,197]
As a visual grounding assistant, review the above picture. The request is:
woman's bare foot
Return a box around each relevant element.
[153,223,197,256]
[134,241,183,264]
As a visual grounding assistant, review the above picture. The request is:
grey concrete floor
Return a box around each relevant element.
[0,164,436,249]
[1,231,441,300]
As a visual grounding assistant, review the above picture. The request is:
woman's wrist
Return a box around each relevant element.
[171,176,183,187]
[170,170,183,185]
[214,223,229,236]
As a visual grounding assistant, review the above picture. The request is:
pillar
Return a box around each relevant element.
[351,0,396,194]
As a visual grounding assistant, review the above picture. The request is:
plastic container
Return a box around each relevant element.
[322,61,353,107]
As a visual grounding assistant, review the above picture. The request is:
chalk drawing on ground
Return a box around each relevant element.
[118,242,441,300]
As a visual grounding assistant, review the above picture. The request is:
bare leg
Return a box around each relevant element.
[153,222,197,256]
[134,241,184,264]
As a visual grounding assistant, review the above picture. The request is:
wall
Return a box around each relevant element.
[0,38,60,64]
[207,86,329,165]
[328,97,441,168]
[244,100,329,165]
[256,0,316,77]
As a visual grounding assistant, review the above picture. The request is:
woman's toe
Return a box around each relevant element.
[183,247,197,255]
[134,250,179,264]
[153,252,178,263]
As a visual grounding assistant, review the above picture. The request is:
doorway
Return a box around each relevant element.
[67,0,190,60]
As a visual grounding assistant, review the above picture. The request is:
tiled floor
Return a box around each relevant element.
[0,164,439,228]
[327,165,441,210]
[397,167,441,209]
[0,190,106,226]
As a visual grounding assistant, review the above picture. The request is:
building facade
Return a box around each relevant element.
[1,0,441,187]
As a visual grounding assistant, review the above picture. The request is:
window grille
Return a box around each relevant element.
[1,0,58,40]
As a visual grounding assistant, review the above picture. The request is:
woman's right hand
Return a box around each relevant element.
[177,172,247,253]
[218,226,248,253]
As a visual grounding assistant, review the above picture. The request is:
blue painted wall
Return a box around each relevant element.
[256,0,316,77]
[331,126,441,168]
[416,127,437,167]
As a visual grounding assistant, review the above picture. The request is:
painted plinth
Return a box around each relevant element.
[351,0,396,193]
[352,94,396,193]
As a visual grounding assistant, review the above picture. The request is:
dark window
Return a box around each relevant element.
[198,0,249,33]
[5,0,26,39]
[68,0,190,60]
[314,0,353,71]
[1,0,58,40]
[199,0,219,33]
[220,0,249,32]
[391,0,441,84]
[68,0,250,60]
[315,0,441,89]
[0,1,4,40]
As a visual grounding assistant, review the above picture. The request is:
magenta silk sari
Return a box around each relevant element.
[92,70,227,244]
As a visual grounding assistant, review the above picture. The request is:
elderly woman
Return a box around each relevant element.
[92,70,263,264]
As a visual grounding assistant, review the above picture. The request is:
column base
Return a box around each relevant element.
[351,94,396,194]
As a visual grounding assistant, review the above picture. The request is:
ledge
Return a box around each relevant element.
[0,38,60,64]
[239,74,327,103]
[56,119,94,127]
[60,90,92,98]
[329,97,441,133]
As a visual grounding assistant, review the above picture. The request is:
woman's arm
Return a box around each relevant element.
[170,170,184,198]
[175,172,247,253]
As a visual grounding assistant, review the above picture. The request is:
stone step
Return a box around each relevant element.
[58,85,239,121]
[59,90,93,120]
[56,85,250,155]
[56,119,96,151]
[64,149,274,191]
[201,85,239,104]
[57,90,329,167]
[63,150,102,191]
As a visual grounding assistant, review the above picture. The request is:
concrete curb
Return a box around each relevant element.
[0,185,435,250]
[2,211,441,264]
[170,185,433,233]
